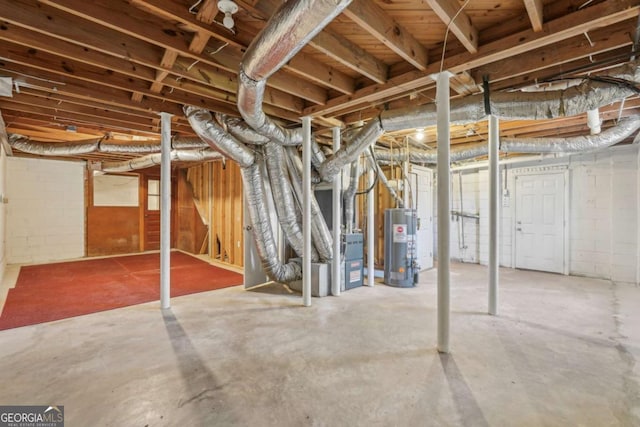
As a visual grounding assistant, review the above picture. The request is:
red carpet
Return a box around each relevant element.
[0,252,243,330]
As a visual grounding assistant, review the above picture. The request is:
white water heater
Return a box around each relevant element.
[384,208,418,287]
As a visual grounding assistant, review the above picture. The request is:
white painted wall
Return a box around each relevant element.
[446,144,640,284]
[6,157,85,264]
[0,145,6,282]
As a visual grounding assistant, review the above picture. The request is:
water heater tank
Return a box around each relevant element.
[384,208,418,287]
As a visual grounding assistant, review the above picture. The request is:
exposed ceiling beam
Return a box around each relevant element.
[304,0,640,117]
[425,0,479,53]
[236,0,388,85]
[524,0,545,32]
[31,0,326,106]
[344,0,429,70]
[309,30,389,84]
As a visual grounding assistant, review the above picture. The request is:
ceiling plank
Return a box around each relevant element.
[237,0,387,85]
[310,30,389,84]
[523,0,544,32]
[476,20,634,85]
[425,0,479,53]
[304,0,640,118]
[31,0,326,106]
[343,0,429,70]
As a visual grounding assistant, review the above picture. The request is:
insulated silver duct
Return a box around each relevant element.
[343,159,361,234]
[264,141,319,262]
[216,113,270,145]
[366,149,403,208]
[374,143,488,164]
[9,135,101,156]
[184,106,255,168]
[171,137,210,149]
[237,0,352,145]
[98,142,162,153]
[242,0,353,81]
[501,117,640,153]
[318,118,385,181]
[285,147,333,261]
[99,137,209,153]
[100,150,222,172]
[9,134,211,156]
[242,160,302,282]
[380,61,640,132]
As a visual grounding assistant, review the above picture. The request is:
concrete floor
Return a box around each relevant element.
[0,262,638,426]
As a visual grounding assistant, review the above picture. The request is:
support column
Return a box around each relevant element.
[332,127,342,296]
[367,166,375,286]
[160,112,172,310]
[302,116,312,307]
[488,115,500,315]
[435,71,453,353]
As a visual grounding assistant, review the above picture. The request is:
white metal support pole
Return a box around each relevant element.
[332,127,342,296]
[160,112,172,309]
[302,116,312,307]
[367,166,375,286]
[435,71,453,353]
[488,115,500,315]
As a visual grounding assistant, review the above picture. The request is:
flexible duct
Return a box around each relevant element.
[285,147,333,261]
[380,61,640,133]
[501,117,640,153]
[100,149,222,172]
[242,159,302,282]
[216,113,270,145]
[343,159,361,234]
[366,149,403,208]
[264,141,319,262]
[375,143,488,164]
[318,117,385,181]
[184,106,255,168]
[9,135,101,156]
[237,0,352,145]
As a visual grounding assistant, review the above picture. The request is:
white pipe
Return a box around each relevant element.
[435,71,453,353]
[303,116,312,307]
[160,112,172,310]
[367,166,375,287]
[488,115,499,315]
[332,127,342,296]
[587,108,601,135]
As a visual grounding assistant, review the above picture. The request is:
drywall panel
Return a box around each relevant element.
[6,157,85,263]
[0,145,6,282]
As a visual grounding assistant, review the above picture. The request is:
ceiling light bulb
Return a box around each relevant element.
[415,128,425,141]
[223,12,234,29]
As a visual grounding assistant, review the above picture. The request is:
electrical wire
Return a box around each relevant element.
[356,146,379,195]
[439,0,472,73]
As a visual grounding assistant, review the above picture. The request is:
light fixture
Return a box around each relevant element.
[218,0,238,30]
[415,128,425,141]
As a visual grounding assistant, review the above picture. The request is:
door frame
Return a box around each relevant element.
[511,165,569,275]
[408,164,434,270]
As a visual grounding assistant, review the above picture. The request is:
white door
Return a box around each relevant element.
[515,172,565,273]
[409,165,434,270]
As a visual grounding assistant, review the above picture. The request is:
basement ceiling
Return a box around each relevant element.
[0,0,639,163]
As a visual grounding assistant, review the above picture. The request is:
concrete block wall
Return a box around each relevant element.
[449,171,481,263]
[6,157,85,264]
[569,147,638,282]
[446,145,640,284]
